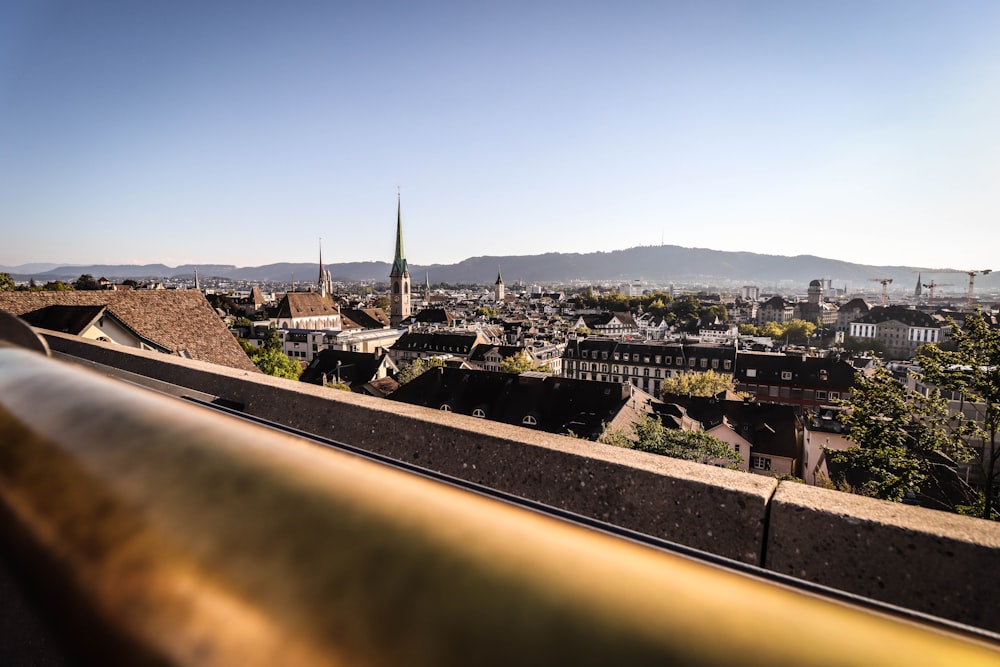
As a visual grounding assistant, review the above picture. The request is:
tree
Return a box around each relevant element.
[0,272,14,291]
[826,365,963,505]
[659,370,739,398]
[475,306,498,318]
[238,338,301,380]
[783,319,817,345]
[738,323,758,336]
[396,356,445,385]
[373,295,391,312]
[601,414,741,469]
[498,350,553,374]
[916,311,1000,520]
[73,274,101,290]
[43,280,73,291]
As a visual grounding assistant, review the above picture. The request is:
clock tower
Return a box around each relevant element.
[389,191,411,327]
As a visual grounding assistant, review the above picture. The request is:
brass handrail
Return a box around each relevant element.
[0,346,997,665]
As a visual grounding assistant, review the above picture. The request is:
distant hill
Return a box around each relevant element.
[10,245,996,292]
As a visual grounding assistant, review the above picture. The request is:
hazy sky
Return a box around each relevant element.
[2,1,998,270]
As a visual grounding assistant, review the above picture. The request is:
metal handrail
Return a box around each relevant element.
[0,346,997,665]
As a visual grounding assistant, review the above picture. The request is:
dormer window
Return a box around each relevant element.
[522,415,538,426]
[472,408,487,418]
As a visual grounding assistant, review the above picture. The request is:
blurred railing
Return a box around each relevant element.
[0,337,998,664]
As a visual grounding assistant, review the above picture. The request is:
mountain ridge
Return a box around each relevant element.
[3,245,991,290]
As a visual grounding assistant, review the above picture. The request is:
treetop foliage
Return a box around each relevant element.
[600,414,741,469]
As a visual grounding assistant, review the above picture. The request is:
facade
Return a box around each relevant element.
[733,352,858,408]
[389,193,412,327]
[273,292,342,330]
[562,338,737,397]
[848,306,944,359]
[757,296,794,325]
[388,330,489,366]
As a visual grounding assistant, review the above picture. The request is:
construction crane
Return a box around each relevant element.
[927,269,993,307]
[921,281,953,302]
[869,278,893,306]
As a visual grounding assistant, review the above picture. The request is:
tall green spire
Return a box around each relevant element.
[390,191,408,277]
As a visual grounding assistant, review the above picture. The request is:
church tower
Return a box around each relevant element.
[389,192,411,327]
[494,265,505,302]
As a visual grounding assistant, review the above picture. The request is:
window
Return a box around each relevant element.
[829,391,840,401]
[440,404,452,411]
[724,360,732,370]
[623,353,630,361]
[700,358,707,368]
[816,391,827,400]
[614,353,620,360]
[711,359,719,369]
[655,369,661,378]
[769,386,779,397]
[522,415,537,426]
[472,408,486,418]
[819,370,829,381]
[781,371,792,380]
[688,358,696,367]
[655,355,661,364]
[746,368,757,378]
[751,456,772,471]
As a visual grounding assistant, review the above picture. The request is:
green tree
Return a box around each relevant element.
[916,311,1000,519]
[73,274,101,290]
[783,319,817,345]
[43,280,73,291]
[373,295,391,312]
[396,356,445,385]
[499,350,553,374]
[601,414,741,468]
[738,323,758,336]
[659,370,739,398]
[760,321,784,339]
[475,306,498,318]
[238,339,301,380]
[826,365,962,505]
[0,272,14,291]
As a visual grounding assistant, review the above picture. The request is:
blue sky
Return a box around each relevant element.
[2,1,998,270]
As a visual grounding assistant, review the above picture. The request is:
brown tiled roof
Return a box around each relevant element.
[275,292,339,319]
[0,290,258,371]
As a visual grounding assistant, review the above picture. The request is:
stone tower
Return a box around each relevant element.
[389,193,411,327]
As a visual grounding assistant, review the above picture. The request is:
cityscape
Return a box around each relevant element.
[2,1,1000,662]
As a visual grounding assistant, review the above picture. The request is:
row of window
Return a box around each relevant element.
[569,358,732,371]
[740,385,842,402]
[438,403,538,426]
[572,349,734,367]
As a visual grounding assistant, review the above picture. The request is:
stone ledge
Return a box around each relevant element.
[765,482,1000,633]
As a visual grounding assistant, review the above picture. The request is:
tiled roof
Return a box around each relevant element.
[0,290,258,371]
[275,293,340,319]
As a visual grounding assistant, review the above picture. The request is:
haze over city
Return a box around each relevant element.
[2,1,998,270]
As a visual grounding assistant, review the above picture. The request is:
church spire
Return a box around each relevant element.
[318,237,327,297]
[495,265,504,285]
[389,189,411,327]
[390,190,408,278]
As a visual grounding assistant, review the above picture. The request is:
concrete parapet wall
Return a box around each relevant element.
[38,332,1000,632]
[765,482,1000,632]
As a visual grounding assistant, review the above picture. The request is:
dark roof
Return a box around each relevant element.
[467,343,525,363]
[734,352,856,390]
[300,349,386,386]
[414,308,459,325]
[662,395,802,468]
[390,366,642,440]
[341,308,390,330]
[391,330,484,355]
[854,306,938,327]
[20,304,106,335]
[0,290,257,371]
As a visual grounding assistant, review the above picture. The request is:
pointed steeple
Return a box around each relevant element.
[390,191,408,278]
[495,265,504,286]
[318,237,327,297]
[914,272,922,298]
[425,271,430,294]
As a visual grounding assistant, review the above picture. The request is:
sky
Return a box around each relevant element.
[1,1,999,270]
